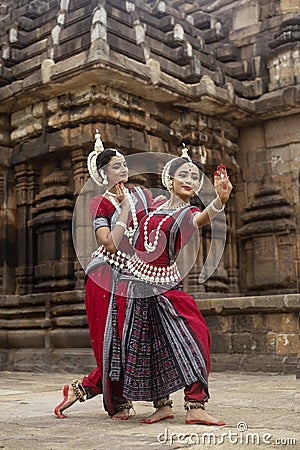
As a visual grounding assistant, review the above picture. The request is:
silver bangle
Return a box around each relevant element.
[115,221,127,231]
[210,198,225,212]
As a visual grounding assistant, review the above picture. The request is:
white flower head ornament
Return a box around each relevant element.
[162,143,204,194]
[87,129,123,186]
[87,129,106,186]
[181,142,191,161]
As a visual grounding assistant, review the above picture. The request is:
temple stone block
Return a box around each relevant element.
[264,114,300,148]
[280,0,300,13]
[232,2,260,30]
[202,294,299,373]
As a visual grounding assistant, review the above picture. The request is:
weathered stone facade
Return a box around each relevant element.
[0,0,299,374]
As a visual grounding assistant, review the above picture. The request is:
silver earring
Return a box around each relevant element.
[100,169,108,185]
[165,175,173,192]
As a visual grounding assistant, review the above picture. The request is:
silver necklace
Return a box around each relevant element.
[144,200,188,253]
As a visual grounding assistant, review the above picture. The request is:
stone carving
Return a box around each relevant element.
[238,186,297,294]
[29,167,75,292]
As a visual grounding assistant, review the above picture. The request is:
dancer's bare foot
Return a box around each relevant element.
[54,384,78,419]
[112,408,130,420]
[111,401,134,420]
[140,406,174,424]
[185,408,226,426]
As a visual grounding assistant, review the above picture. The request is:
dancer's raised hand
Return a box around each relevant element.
[214,164,232,204]
[115,182,130,209]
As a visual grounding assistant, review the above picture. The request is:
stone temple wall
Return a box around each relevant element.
[0,0,299,374]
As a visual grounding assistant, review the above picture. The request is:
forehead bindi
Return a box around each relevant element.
[175,162,200,176]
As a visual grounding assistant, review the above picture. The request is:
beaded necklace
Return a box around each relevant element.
[144,200,189,253]
[105,189,138,243]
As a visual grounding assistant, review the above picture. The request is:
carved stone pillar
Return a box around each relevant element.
[71,149,90,197]
[0,111,16,294]
[238,186,297,294]
[71,148,90,289]
[0,165,17,294]
[14,163,38,294]
[29,168,75,291]
[184,231,206,297]
[0,168,4,291]
[226,202,240,293]
[201,220,230,295]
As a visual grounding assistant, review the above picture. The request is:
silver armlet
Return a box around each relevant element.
[115,221,127,231]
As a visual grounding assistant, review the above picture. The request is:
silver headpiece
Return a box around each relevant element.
[87,129,106,186]
[161,143,204,193]
[162,143,192,192]
[87,129,123,186]
[181,142,192,162]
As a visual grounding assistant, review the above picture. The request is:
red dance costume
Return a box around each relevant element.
[80,187,152,413]
[104,204,211,408]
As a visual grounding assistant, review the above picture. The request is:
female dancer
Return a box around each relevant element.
[54,131,155,420]
[108,149,232,425]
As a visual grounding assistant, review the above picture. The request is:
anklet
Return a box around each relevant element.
[184,400,205,410]
[71,380,86,402]
[153,397,173,409]
[114,400,133,413]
